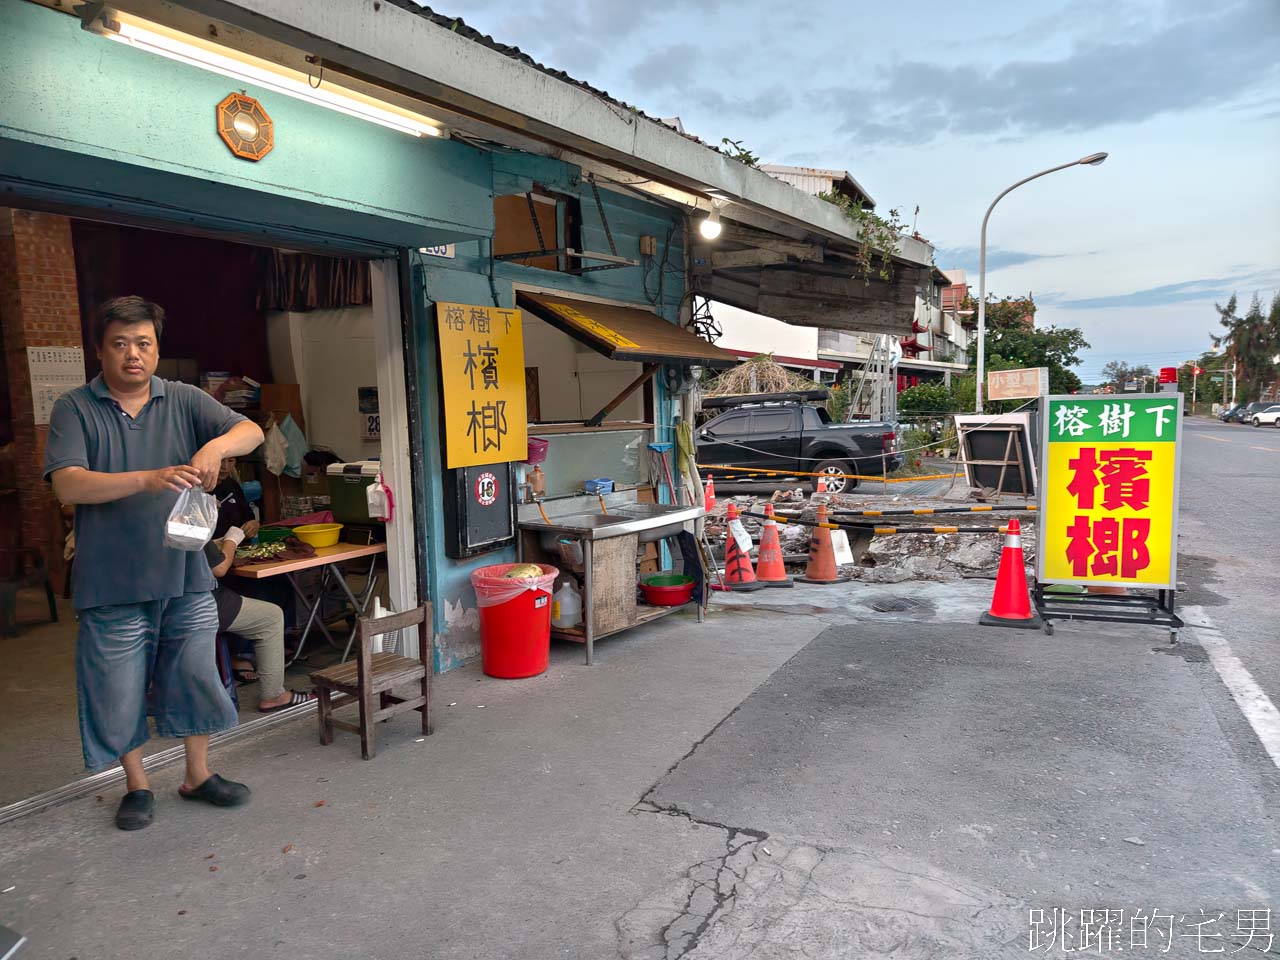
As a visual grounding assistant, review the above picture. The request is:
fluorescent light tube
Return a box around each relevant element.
[104,16,443,138]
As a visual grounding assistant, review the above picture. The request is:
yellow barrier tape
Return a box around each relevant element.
[698,464,964,483]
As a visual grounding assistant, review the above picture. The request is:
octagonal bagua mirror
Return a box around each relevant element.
[216,92,273,161]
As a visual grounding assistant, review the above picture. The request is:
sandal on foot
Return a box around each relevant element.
[179,774,250,807]
[116,789,155,831]
[259,690,315,714]
[233,669,259,686]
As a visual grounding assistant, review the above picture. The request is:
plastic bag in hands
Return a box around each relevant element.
[164,486,219,551]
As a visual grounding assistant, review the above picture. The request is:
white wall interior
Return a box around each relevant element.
[709,301,819,360]
[266,307,381,463]
[521,311,644,422]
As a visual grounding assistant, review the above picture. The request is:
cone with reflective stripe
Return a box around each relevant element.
[704,474,717,512]
[715,503,763,592]
[980,518,1041,629]
[755,503,794,588]
[797,504,850,584]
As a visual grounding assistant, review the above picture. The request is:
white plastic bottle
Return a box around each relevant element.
[552,579,583,628]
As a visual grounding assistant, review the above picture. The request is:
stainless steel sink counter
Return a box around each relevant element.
[518,502,704,541]
[516,492,707,664]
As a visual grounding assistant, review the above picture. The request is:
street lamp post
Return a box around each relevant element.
[974,152,1108,413]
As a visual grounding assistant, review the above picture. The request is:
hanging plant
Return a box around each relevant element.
[816,191,904,282]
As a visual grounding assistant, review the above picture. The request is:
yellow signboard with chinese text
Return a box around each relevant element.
[1037,395,1182,589]
[436,302,528,469]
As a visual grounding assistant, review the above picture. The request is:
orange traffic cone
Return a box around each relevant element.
[980,518,1042,629]
[704,474,717,512]
[755,503,794,588]
[815,474,827,495]
[715,503,763,592]
[797,504,849,584]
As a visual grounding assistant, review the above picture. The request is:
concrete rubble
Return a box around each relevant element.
[704,487,1037,583]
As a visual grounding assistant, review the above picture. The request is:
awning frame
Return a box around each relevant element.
[517,291,737,368]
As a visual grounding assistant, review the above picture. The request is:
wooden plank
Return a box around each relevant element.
[589,533,637,636]
[756,295,913,335]
[233,541,387,579]
[759,270,917,306]
[360,605,427,637]
[692,274,761,313]
[719,225,824,260]
[587,363,659,426]
[709,248,788,269]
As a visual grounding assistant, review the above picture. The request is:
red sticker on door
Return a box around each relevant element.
[474,471,498,507]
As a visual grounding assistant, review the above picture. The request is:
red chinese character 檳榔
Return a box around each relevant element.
[1098,448,1153,511]
[1066,447,1100,509]
[1064,516,1153,579]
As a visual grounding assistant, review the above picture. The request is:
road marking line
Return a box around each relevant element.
[1183,605,1280,771]
[1194,434,1232,443]
[1248,445,1279,453]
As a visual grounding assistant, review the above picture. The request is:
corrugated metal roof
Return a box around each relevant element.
[382,1,705,145]
[761,163,876,210]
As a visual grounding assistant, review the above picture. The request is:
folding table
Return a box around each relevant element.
[232,541,387,664]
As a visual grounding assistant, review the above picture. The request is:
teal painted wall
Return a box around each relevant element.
[0,1,491,249]
[0,1,689,673]
[414,150,685,670]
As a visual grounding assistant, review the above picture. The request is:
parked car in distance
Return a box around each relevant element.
[696,391,903,494]
[1218,404,1242,422]
[1251,404,1280,427]
[1236,401,1276,424]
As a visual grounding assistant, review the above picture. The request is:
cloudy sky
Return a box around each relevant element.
[443,0,1279,382]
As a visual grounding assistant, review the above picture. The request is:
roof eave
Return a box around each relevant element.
[164,0,932,267]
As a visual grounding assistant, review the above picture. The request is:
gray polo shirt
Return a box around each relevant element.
[44,375,248,611]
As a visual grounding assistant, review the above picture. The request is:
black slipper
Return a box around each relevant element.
[179,774,251,807]
[116,789,155,831]
[259,690,315,713]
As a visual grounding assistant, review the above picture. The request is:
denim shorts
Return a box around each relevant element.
[76,591,238,770]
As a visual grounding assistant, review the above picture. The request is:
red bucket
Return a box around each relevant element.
[471,563,559,678]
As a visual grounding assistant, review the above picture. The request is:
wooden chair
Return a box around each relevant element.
[309,603,432,759]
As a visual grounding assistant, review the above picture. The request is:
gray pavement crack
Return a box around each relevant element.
[629,799,769,960]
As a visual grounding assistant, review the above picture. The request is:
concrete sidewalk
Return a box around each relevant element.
[1,582,1275,959]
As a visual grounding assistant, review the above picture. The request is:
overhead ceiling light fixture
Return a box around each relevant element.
[90,12,444,138]
[698,204,722,240]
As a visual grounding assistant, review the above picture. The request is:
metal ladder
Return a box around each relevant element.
[847,334,897,422]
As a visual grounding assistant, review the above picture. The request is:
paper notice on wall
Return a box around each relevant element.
[27,346,86,424]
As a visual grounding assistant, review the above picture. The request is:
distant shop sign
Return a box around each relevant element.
[987,366,1049,402]
[1037,394,1183,590]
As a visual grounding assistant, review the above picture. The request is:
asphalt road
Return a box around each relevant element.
[1178,415,1280,709]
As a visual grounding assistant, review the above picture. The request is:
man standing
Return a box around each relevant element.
[45,296,265,830]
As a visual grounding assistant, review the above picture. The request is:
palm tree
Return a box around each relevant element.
[1213,294,1277,402]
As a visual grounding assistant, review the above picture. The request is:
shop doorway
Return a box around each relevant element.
[0,210,419,818]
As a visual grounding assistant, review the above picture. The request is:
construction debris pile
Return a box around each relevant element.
[704,490,1037,584]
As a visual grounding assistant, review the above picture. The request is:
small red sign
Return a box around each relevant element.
[474,471,498,507]
[1158,367,1178,384]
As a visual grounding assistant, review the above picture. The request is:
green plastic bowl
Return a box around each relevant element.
[256,527,292,544]
[643,574,694,588]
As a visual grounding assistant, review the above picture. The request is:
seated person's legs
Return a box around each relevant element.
[227,596,313,710]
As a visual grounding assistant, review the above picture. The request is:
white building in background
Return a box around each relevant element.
[708,302,842,383]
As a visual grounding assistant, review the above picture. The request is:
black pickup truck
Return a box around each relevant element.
[695,392,902,494]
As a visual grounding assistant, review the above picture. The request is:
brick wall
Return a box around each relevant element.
[0,209,84,580]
